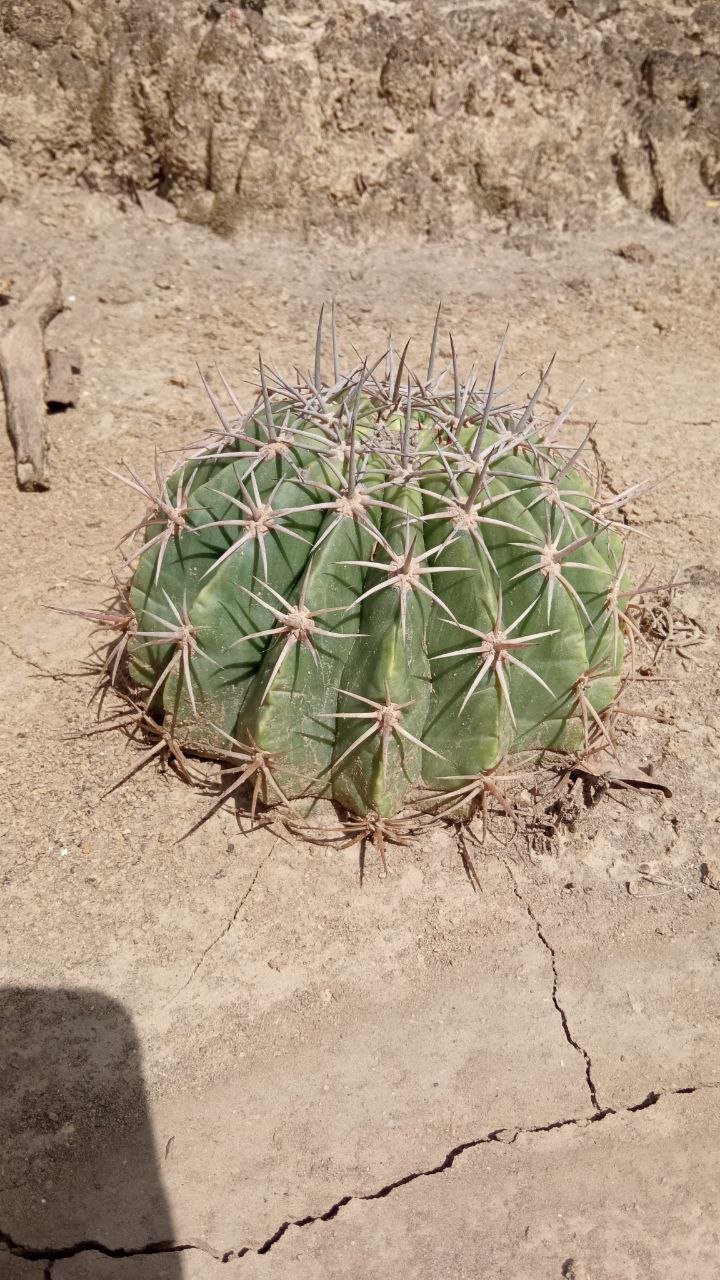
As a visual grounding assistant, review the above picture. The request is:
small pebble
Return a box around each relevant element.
[701,861,720,891]
[614,242,655,266]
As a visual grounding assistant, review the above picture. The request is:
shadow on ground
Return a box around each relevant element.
[0,986,180,1274]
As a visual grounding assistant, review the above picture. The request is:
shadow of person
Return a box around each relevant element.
[0,986,182,1276]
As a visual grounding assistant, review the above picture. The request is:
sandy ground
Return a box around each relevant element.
[1,186,719,1278]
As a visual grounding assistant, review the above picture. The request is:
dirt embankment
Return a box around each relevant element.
[0,0,718,237]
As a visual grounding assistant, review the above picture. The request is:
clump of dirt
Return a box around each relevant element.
[0,0,719,237]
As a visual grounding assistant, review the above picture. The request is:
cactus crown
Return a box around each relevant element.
[100,310,640,842]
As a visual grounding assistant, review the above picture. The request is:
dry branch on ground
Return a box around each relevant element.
[0,268,64,490]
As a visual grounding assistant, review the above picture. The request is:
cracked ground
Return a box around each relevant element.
[1,186,719,1279]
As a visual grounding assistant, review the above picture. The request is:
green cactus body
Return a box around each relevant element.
[116,328,633,824]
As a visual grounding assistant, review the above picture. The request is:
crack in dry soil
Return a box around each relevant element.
[0,637,77,687]
[0,1230,221,1270]
[501,858,602,1111]
[164,839,279,1007]
[3,1084,716,1269]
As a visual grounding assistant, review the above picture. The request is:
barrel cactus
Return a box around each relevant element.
[100,312,641,846]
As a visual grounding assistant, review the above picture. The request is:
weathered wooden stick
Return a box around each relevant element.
[0,269,64,490]
[46,348,82,410]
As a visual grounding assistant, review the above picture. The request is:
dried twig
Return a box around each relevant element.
[556,759,672,806]
[0,269,64,489]
[46,348,82,411]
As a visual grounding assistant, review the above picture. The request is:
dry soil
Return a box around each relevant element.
[0,183,719,1278]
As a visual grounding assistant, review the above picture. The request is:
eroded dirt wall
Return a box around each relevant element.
[0,0,718,235]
